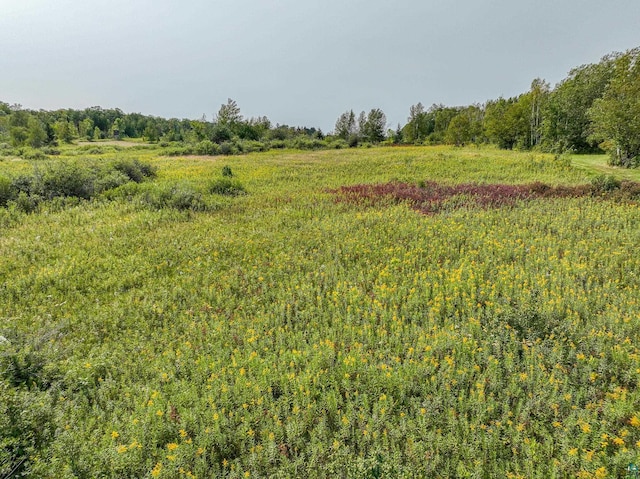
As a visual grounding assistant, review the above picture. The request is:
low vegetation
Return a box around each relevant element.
[2,145,640,477]
[333,175,640,215]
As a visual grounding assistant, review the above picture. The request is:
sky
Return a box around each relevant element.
[1,0,639,132]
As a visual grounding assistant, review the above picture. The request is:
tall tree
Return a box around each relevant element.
[360,108,387,143]
[542,56,617,152]
[27,116,47,148]
[334,110,357,140]
[528,78,550,148]
[216,98,243,127]
[589,48,640,167]
[484,97,529,149]
[404,102,434,144]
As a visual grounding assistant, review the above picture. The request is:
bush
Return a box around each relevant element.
[287,137,325,150]
[236,140,267,153]
[0,159,158,213]
[219,142,236,156]
[269,139,286,149]
[329,139,348,149]
[140,184,209,211]
[161,146,194,157]
[208,178,246,196]
[34,162,95,200]
[41,147,60,156]
[222,165,233,177]
[0,176,14,206]
[111,158,157,183]
[93,170,130,193]
[591,174,621,194]
[11,175,33,195]
[195,140,219,156]
[9,192,40,214]
[18,148,47,161]
[210,124,232,144]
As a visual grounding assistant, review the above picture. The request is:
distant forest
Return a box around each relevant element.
[1,46,639,166]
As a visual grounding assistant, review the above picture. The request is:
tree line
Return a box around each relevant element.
[1,46,638,166]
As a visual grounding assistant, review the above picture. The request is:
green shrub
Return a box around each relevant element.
[41,147,60,156]
[219,142,236,156]
[140,184,209,211]
[236,140,268,153]
[111,158,157,183]
[591,174,621,194]
[0,176,13,206]
[208,178,246,196]
[195,140,219,156]
[8,192,40,213]
[0,159,158,212]
[18,148,47,161]
[93,170,130,193]
[11,175,34,195]
[269,139,286,149]
[34,162,95,200]
[329,139,348,149]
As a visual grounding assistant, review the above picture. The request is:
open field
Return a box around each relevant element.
[2,146,640,478]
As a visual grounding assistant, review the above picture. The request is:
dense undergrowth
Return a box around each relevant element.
[1,146,640,478]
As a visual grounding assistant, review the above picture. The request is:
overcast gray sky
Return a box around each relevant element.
[1,0,639,131]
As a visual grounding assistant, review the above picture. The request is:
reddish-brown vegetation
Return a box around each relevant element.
[332,180,640,215]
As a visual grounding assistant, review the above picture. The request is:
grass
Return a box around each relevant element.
[571,153,640,181]
[1,145,640,477]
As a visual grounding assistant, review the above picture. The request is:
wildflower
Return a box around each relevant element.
[167,443,178,451]
[151,463,162,477]
[568,448,578,456]
[117,445,127,454]
[630,416,640,428]
[111,431,119,439]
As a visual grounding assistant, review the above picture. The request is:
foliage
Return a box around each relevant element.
[0,176,12,206]
[0,158,157,211]
[589,48,640,167]
[111,158,158,183]
[332,179,622,214]
[543,59,616,153]
[216,98,243,127]
[208,177,246,196]
[359,108,387,144]
[335,110,357,140]
[138,183,211,212]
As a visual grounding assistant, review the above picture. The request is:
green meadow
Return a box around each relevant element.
[2,145,640,478]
